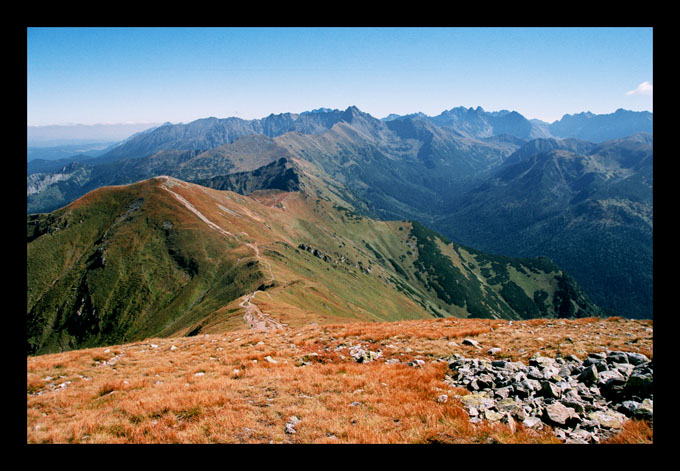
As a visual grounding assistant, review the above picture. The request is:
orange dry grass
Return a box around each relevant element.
[27,317,652,444]
[601,419,653,444]
[328,317,494,342]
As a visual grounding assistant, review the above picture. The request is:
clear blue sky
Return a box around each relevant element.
[27,27,653,126]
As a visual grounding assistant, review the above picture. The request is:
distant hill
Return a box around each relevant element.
[27,123,161,147]
[435,133,653,318]
[27,142,118,163]
[548,109,653,142]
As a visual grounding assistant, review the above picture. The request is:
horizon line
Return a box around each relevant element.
[27,105,653,128]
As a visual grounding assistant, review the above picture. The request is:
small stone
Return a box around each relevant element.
[566,354,581,363]
[564,437,589,444]
[530,356,555,369]
[606,351,629,364]
[501,413,516,433]
[578,365,598,385]
[485,410,504,422]
[459,393,495,411]
[637,399,653,420]
[487,347,502,356]
[588,410,626,429]
[522,378,541,392]
[437,394,448,403]
[613,363,634,377]
[476,374,495,389]
[194,372,204,377]
[495,397,520,413]
[540,381,562,399]
[265,356,278,364]
[522,417,543,429]
[543,402,577,426]
[560,399,585,414]
[625,370,653,398]
[597,369,626,386]
[512,408,528,422]
[462,338,480,348]
[568,429,593,443]
[625,352,649,365]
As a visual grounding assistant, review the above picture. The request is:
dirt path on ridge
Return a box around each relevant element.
[239,291,285,332]
[160,177,282,332]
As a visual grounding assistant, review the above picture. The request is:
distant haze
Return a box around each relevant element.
[27,122,162,147]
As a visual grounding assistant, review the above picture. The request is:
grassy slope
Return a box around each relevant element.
[27,179,264,355]
[27,316,653,444]
[28,177,603,355]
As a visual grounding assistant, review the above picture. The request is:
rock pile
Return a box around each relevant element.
[297,244,334,263]
[349,345,382,363]
[444,350,653,443]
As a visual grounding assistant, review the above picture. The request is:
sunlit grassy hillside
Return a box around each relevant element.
[27,316,652,444]
[28,177,602,355]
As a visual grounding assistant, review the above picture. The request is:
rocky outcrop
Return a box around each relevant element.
[297,244,335,264]
[444,350,653,443]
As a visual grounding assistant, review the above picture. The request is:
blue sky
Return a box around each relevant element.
[27,27,653,126]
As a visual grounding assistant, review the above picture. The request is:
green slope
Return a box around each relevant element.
[27,178,604,355]
[27,181,265,355]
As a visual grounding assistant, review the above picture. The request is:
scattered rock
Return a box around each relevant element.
[543,402,578,426]
[285,416,301,434]
[349,346,381,363]
[588,410,626,429]
[459,393,495,411]
[578,365,598,386]
[447,351,652,443]
[625,352,650,366]
[501,413,516,433]
[484,410,504,422]
[522,417,543,429]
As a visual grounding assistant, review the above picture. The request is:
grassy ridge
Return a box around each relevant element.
[27,181,264,355]
[28,178,604,355]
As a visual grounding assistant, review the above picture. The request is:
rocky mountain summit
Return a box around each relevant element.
[445,349,653,443]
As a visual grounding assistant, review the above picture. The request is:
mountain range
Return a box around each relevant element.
[27,105,653,353]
